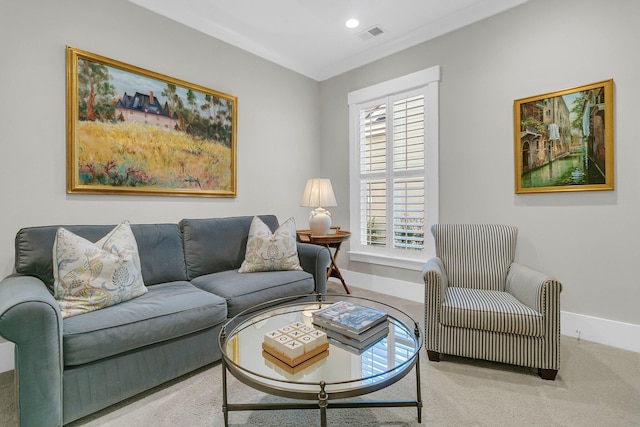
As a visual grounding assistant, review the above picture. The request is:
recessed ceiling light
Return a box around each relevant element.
[345,18,360,29]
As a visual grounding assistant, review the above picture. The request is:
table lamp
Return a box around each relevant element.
[300,178,337,236]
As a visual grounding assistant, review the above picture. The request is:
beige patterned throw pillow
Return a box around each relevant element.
[53,221,147,318]
[238,217,303,273]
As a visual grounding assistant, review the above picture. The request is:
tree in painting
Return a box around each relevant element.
[77,58,116,122]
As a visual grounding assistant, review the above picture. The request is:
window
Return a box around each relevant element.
[348,66,439,270]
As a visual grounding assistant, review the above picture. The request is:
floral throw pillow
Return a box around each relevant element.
[238,217,303,273]
[53,221,147,318]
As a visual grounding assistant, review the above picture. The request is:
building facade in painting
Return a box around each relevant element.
[519,95,571,174]
[115,91,178,130]
[580,86,606,176]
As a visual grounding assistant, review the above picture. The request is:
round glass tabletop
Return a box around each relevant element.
[219,293,422,400]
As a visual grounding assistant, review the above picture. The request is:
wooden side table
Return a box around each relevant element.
[296,227,352,294]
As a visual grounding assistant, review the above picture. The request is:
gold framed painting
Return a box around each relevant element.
[66,46,237,197]
[513,79,613,194]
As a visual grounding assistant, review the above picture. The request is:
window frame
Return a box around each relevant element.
[348,66,440,270]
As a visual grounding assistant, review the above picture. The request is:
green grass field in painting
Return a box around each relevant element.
[77,121,232,191]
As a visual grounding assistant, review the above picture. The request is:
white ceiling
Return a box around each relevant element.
[129,0,527,81]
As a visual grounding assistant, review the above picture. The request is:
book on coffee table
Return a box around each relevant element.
[312,301,388,340]
[321,323,389,352]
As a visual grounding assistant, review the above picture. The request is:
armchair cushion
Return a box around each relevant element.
[441,287,544,337]
[432,224,517,291]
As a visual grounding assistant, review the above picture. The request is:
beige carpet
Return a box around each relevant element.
[1,282,639,426]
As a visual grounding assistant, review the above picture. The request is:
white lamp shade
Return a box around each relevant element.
[300,178,337,208]
[300,178,337,236]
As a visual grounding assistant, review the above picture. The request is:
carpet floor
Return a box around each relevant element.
[1,282,639,426]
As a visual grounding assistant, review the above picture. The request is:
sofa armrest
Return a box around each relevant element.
[506,262,563,313]
[297,243,330,294]
[422,257,448,352]
[0,274,63,427]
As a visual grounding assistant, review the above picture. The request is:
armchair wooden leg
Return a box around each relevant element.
[538,368,558,380]
[427,350,440,362]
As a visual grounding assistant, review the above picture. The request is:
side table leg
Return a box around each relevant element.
[325,244,337,281]
[318,381,328,427]
[326,244,351,294]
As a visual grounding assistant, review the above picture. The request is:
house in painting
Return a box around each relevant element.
[519,101,545,174]
[115,91,178,130]
[519,94,571,174]
[541,96,571,161]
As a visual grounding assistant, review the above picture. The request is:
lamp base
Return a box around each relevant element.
[309,207,332,236]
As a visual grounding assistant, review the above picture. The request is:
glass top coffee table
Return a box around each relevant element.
[218,293,423,426]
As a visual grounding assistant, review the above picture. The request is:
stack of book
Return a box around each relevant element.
[312,301,389,351]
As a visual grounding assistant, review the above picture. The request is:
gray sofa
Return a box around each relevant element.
[0,215,330,426]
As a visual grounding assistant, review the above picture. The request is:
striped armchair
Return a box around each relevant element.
[423,224,562,380]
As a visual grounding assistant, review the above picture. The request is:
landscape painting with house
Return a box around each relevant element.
[516,80,612,193]
[70,51,236,196]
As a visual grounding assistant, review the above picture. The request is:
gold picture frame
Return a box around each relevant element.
[514,79,613,194]
[66,46,237,197]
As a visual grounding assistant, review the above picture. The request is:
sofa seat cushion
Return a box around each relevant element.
[62,281,227,366]
[441,287,543,337]
[191,270,314,318]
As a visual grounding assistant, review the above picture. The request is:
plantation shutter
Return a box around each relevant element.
[359,102,387,246]
[392,95,425,251]
[357,92,425,254]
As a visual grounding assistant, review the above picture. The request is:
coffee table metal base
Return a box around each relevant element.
[221,353,423,426]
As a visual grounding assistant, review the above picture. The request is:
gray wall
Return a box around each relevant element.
[0,0,321,278]
[320,0,640,326]
[0,0,321,370]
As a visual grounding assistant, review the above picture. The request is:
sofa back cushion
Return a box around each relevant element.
[180,215,279,280]
[15,223,187,291]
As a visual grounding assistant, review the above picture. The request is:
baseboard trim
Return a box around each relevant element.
[0,341,14,374]
[341,269,423,303]
[561,311,640,353]
[341,269,640,354]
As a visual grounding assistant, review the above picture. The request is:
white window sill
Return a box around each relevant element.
[348,251,429,271]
